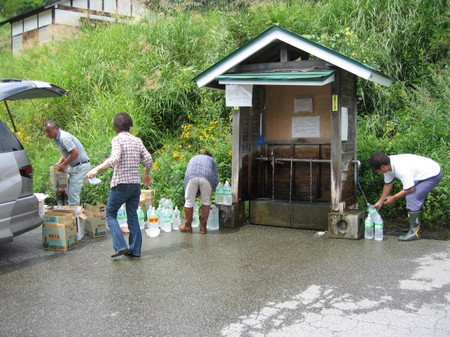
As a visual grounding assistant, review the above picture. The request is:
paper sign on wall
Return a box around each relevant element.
[225,84,253,107]
[341,107,348,141]
[294,97,313,113]
[292,116,320,138]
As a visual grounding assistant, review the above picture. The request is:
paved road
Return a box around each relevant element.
[0,225,449,337]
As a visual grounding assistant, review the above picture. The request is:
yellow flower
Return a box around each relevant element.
[229,151,232,156]
[154,162,160,169]
[173,151,180,159]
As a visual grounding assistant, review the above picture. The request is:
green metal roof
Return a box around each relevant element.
[216,70,335,85]
[194,25,394,89]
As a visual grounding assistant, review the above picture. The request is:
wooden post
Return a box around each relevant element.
[231,107,240,204]
[330,70,342,212]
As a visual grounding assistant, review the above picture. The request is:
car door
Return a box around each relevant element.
[0,79,68,243]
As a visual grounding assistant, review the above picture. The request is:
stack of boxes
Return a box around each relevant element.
[84,203,107,237]
[41,185,155,250]
[42,210,77,251]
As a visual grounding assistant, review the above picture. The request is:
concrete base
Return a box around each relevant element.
[328,210,365,239]
[216,204,245,228]
[249,199,329,230]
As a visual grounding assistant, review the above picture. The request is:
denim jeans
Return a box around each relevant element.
[106,184,142,256]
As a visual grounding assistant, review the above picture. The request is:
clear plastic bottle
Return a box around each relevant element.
[161,208,172,232]
[159,195,166,209]
[206,204,219,230]
[166,197,174,212]
[215,182,223,205]
[172,206,181,230]
[364,214,374,239]
[369,205,384,241]
[148,207,159,230]
[146,207,152,228]
[223,180,232,205]
[192,202,200,228]
[137,206,145,229]
[156,205,163,228]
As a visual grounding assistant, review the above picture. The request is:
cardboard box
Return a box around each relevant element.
[140,190,155,216]
[78,213,87,239]
[43,211,75,225]
[84,208,107,237]
[42,221,77,251]
[140,189,155,200]
[53,206,85,241]
[84,202,106,214]
[50,165,68,189]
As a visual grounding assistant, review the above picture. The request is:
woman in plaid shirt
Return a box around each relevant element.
[86,112,153,258]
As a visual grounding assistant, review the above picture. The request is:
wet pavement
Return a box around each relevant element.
[0,224,449,337]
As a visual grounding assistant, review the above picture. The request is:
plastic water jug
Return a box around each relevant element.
[206,204,219,230]
[137,206,145,229]
[369,205,384,241]
[364,214,374,239]
[117,204,127,226]
[161,208,172,232]
[215,182,223,205]
[172,206,181,230]
[148,207,159,230]
[223,180,232,205]
[192,203,200,228]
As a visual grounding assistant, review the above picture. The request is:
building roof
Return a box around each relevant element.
[0,1,64,25]
[216,70,335,86]
[194,25,394,89]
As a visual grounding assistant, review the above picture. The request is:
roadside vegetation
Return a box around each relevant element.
[0,0,448,234]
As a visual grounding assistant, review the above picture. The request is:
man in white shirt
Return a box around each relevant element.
[369,152,442,241]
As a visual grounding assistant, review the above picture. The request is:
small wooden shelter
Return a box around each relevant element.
[0,0,147,55]
[194,26,393,238]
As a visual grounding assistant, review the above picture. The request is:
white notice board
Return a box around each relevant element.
[294,97,313,113]
[341,107,348,141]
[225,84,253,107]
[292,116,320,138]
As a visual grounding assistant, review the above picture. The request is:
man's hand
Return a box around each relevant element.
[56,163,67,172]
[383,195,397,205]
[373,200,383,210]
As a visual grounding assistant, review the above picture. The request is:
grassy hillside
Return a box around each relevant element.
[0,0,448,229]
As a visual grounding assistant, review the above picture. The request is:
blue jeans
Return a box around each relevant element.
[106,184,142,256]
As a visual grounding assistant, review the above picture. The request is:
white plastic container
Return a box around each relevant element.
[147,207,159,230]
[172,206,181,230]
[206,204,219,231]
[192,203,200,228]
[161,208,172,232]
[222,180,232,205]
[137,206,145,229]
[215,182,223,205]
[369,205,384,241]
[364,214,374,239]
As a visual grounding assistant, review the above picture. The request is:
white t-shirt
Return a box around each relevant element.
[384,154,441,190]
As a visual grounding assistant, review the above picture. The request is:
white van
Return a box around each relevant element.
[0,79,68,243]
